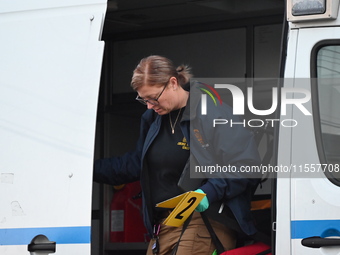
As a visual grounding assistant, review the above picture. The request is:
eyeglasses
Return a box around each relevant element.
[135,83,168,106]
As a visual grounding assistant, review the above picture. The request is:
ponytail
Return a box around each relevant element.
[176,65,192,85]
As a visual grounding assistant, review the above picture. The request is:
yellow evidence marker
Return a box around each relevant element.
[156,191,206,227]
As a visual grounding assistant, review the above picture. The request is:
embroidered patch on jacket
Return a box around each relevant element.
[177,137,190,150]
[194,129,209,148]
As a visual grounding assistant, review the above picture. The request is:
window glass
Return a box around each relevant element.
[317,45,340,183]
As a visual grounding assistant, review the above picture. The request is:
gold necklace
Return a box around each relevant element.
[169,108,182,134]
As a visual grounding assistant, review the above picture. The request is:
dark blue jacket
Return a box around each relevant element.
[94,81,261,237]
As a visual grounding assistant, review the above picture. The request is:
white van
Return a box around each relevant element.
[1,0,340,254]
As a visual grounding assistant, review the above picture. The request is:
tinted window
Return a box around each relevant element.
[316,45,340,184]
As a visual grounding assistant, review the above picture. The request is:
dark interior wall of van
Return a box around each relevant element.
[102,23,282,153]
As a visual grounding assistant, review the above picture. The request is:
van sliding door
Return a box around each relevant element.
[0,1,106,254]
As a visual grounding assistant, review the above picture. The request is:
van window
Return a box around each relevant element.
[315,44,340,185]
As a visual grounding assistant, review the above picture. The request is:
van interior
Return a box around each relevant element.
[92,1,285,254]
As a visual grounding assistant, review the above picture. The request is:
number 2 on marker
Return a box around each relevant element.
[175,196,197,220]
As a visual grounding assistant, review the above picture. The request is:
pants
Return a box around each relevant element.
[146,211,236,255]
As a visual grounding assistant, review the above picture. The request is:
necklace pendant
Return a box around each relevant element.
[169,108,182,135]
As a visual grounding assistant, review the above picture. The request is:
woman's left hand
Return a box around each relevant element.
[194,189,209,212]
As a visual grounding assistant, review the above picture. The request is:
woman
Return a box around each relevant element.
[94,55,261,255]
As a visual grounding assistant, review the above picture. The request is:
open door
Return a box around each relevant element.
[277,26,340,255]
[0,1,106,254]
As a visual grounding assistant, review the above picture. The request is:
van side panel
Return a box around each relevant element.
[0,1,106,254]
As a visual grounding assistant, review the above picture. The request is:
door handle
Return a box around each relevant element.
[28,235,56,253]
[302,236,340,248]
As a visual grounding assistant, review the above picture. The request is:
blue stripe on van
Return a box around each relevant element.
[0,226,91,245]
[291,220,340,239]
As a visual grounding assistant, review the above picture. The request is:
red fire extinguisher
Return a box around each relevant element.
[110,181,148,242]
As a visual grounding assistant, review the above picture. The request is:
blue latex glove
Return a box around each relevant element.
[194,189,209,212]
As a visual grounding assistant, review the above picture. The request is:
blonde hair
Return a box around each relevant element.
[131,55,192,90]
